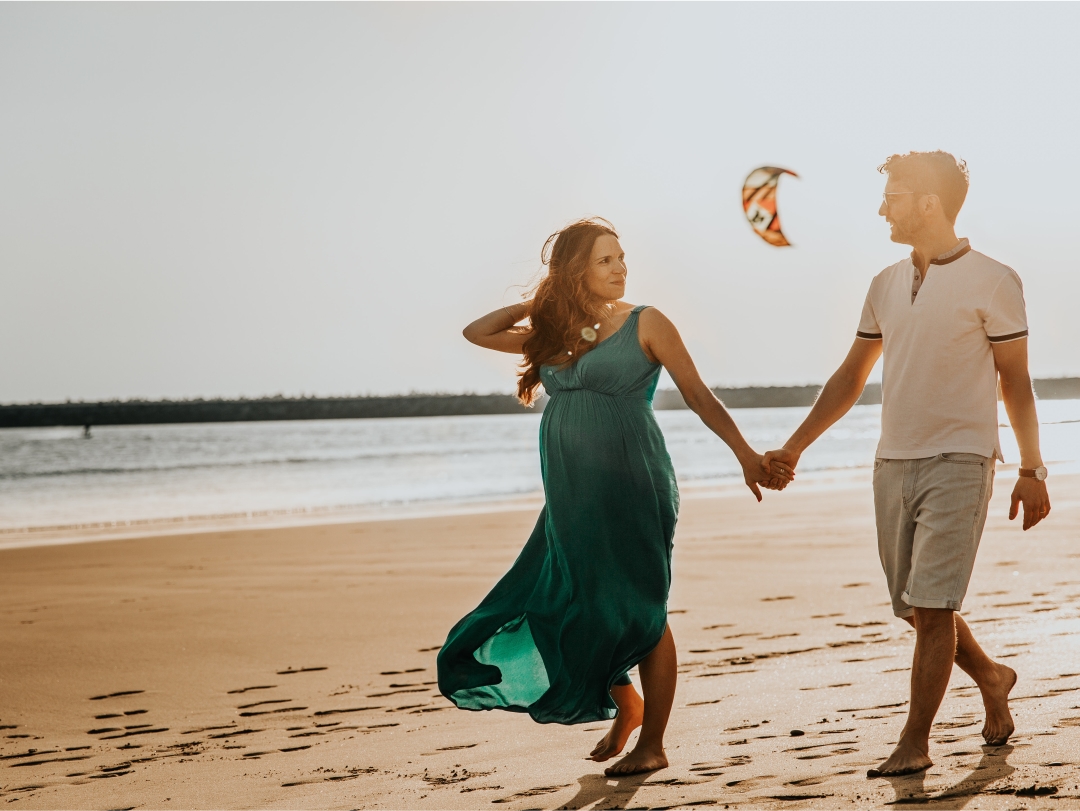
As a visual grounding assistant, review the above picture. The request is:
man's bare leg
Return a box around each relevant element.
[869,607,956,778]
[889,613,1016,746]
[952,614,1017,745]
[604,625,675,776]
[589,683,644,761]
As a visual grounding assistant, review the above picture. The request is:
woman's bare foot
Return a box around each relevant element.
[866,741,932,778]
[979,663,1017,745]
[603,744,668,776]
[589,692,644,762]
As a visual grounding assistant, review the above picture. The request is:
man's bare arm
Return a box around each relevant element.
[764,337,883,472]
[993,338,1051,530]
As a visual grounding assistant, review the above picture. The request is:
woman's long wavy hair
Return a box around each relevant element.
[516,218,619,406]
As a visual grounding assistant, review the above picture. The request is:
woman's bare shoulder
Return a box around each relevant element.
[637,306,675,329]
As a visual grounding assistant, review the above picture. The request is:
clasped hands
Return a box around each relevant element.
[750,449,1052,532]
[741,448,799,501]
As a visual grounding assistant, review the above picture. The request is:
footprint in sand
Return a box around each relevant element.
[280,766,377,787]
[236,698,292,709]
[724,775,777,791]
[724,723,762,732]
[491,784,571,803]
[8,753,93,768]
[422,767,493,787]
[181,723,236,735]
[690,762,725,775]
[239,706,308,717]
[787,775,831,787]
[366,687,430,697]
[227,685,277,694]
[312,706,382,716]
[207,728,261,740]
[93,709,148,719]
[89,690,144,701]
[99,728,169,740]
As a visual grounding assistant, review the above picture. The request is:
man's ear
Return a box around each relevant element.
[921,193,943,220]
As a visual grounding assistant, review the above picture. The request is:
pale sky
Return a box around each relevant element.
[2,2,1078,404]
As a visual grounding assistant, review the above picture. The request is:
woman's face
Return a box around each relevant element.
[584,234,627,303]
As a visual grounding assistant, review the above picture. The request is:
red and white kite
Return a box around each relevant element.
[742,166,798,247]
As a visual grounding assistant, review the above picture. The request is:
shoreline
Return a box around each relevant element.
[5,457,1075,552]
[0,465,886,551]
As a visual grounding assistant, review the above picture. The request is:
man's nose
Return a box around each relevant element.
[878,200,888,217]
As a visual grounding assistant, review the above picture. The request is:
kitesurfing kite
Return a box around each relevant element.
[742,166,798,247]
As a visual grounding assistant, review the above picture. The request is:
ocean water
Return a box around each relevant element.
[1,400,1078,534]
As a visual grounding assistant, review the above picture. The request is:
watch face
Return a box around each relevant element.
[1036,466,1048,481]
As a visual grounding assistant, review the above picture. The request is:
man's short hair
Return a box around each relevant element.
[878,151,970,224]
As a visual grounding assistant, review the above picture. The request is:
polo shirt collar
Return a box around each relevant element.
[912,238,971,269]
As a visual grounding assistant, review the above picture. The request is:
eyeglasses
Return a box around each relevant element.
[882,191,916,210]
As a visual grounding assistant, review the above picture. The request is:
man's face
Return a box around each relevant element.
[878,177,922,246]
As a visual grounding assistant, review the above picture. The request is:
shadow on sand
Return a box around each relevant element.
[557,771,654,810]
[884,744,1015,808]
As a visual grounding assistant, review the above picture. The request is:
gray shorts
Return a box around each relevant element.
[873,453,995,618]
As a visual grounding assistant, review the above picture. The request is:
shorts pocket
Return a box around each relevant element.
[873,458,887,471]
[939,452,986,466]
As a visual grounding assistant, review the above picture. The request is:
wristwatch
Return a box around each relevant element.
[1019,466,1048,481]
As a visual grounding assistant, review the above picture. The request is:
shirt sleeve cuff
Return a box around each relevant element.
[856,331,883,340]
[987,329,1028,343]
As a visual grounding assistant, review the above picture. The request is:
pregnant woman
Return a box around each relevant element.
[437,218,790,776]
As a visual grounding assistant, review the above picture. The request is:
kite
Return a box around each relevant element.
[742,166,798,247]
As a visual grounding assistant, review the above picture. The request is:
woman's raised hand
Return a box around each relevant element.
[462,300,533,354]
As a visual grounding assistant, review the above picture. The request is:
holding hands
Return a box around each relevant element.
[741,450,795,501]
[762,447,801,492]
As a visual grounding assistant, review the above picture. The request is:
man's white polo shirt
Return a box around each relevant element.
[857,239,1028,461]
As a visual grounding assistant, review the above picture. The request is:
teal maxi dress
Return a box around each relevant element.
[438,306,680,725]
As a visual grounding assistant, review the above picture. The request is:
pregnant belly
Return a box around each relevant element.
[540,391,670,479]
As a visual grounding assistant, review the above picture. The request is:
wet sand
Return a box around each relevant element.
[2,472,1079,809]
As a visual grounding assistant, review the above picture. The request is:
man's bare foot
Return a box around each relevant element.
[603,744,668,776]
[979,663,1017,745]
[589,694,644,762]
[866,742,932,778]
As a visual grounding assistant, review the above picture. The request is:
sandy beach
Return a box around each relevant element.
[2,472,1079,810]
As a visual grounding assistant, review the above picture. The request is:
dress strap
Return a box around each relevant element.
[630,304,650,314]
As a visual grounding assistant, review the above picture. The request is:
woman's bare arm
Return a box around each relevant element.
[638,308,792,500]
[462,301,532,354]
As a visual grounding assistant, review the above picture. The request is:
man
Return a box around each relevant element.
[764,151,1051,778]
